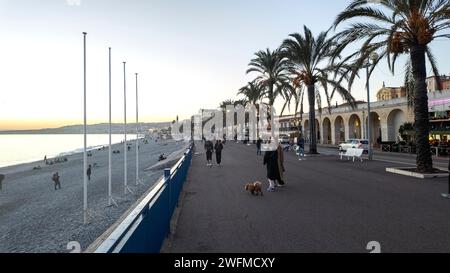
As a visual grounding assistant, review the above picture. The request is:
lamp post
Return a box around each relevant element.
[366,51,378,161]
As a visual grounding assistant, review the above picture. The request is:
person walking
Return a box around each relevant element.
[204,140,214,167]
[256,138,262,155]
[0,174,4,191]
[87,165,92,181]
[263,149,281,192]
[277,144,285,186]
[214,140,224,166]
[52,172,61,190]
[297,135,305,160]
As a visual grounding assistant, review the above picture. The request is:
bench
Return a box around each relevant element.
[339,148,364,162]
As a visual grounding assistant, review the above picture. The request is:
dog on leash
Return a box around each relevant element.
[245,181,263,196]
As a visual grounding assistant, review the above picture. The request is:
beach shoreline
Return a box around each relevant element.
[0,137,190,253]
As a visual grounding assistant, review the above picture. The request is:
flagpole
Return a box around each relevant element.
[108,48,118,207]
[123,61,128,194]
[135,72,141,186]
[82,32,88,224]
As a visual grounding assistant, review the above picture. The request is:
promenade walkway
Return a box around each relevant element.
[163,142,450,253]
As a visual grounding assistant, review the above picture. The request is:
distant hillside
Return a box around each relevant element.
[0,122,172,134]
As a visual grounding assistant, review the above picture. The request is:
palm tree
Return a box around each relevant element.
[238,81,263,106]
[219,99,235,110]
[281,25,357,154]
[246,48,291,106]
[333,0,450,173]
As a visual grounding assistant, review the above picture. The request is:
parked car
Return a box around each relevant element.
[339,139,369,153]
[279,135,291,150]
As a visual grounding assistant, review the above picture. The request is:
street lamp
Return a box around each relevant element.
[366,51,378,161]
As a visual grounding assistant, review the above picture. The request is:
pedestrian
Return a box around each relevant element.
[204,139,214,167]
[87,165,92,181]
[256,138,262,155]
[52,172,61,190]
[214,140,224,166]
[277,144,285,186]
[44,155,47,164]
[296,135,305,160]
[263,149,281,192]
[0,174,4,191]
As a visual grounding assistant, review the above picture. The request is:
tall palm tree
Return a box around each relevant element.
[333,0,450,173]
[246,48,291,106]
[281,25,357,154]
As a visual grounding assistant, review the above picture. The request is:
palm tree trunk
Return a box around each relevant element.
[307,84,317,154]
[268,84,274,106]
[411,45,433,173]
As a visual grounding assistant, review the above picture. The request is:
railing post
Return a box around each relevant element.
[164,168,171,236]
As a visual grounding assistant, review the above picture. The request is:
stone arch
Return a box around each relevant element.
[303,120,309,140]
[334,116,345,144]
[387,109,406,142]
[322,117,332,144]
[348,114,362,139]
[315,119,321,142]
[365,112,382,146]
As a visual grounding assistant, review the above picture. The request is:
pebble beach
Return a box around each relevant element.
[0,138,189,253]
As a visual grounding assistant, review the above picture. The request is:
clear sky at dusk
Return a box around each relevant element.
[0,0,449,130]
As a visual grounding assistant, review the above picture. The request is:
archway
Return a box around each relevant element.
[365,112,382,146]
[348,114,362,139]
[315,119,320,142]
[322,118,331,144]
[387,109,405,142]
[334,116,345,144]
[303,120,310,141]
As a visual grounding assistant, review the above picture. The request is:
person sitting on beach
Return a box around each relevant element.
[52,172,61,190]
[159,154,166,161]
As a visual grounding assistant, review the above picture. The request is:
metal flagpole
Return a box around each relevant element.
[123,62,133,195]
[135,73,143,186]
[82,32,88,224]
[108,48,118,207]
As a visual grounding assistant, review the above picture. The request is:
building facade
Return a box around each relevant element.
[277,88,450,146]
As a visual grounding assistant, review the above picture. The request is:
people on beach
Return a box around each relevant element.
[263,149,281,192]
[214,140,224,166]
[296,135,305,160]
[0,174,4,191]
[204,139,214,167]
[44,155,47,164]
[52,172,61,190]
[277,144,285,186]
[256,138,262,155]
[87,165,92,181]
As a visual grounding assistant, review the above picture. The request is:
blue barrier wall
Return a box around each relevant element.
[94,143,194,253]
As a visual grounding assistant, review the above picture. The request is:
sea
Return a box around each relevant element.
[0,134,141,168]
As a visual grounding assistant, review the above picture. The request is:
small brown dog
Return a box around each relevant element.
[245,181,263,196]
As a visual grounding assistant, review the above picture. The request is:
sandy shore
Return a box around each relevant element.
[0,138,189,253]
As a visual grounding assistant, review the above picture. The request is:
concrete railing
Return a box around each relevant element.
[93,143,194,253]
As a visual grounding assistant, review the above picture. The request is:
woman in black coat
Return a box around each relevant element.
[263,150,280,191]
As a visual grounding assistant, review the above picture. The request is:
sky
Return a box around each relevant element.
[0,0,449,130]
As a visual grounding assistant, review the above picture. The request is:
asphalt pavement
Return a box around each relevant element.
[164,142,450,253]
